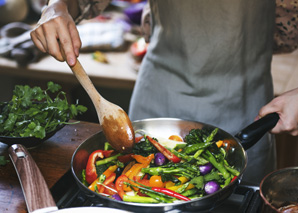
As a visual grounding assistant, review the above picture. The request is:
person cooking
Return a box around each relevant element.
[30,0,298,184]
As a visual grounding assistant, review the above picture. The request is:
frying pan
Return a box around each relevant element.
[71,113,279,212]
[259,167,298,212]
[8,144,131,213]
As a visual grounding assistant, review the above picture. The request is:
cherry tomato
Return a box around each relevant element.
[168,135,183,142]
[103,183,117,196]
[149,175,165,188]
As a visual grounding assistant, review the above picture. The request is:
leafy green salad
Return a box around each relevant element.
[0,81,87,139]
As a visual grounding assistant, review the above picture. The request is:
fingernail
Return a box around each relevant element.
[68,57,75,66]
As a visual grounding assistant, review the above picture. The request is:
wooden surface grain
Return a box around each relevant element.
[0,120,101,213]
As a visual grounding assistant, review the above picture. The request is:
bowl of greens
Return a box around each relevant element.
[0,82,87,148]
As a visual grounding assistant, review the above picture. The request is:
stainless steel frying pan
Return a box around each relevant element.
[71,113,279,212]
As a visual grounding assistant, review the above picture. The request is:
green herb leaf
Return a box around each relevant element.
[0,156,9,166]
[0,82,87,139]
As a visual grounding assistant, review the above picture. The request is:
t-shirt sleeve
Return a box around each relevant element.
[75,0,111,24]
[273,0,298,54]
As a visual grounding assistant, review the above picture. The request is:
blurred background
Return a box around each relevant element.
[0,0,297,169]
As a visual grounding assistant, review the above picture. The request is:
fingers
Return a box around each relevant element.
[30,29,47,53]
[31,20,65,62]
[30,15,81,66]
[258,90,298,136]
[54,18,78,66]
[69,22,81,57]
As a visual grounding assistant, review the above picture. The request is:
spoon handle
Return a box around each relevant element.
[69,58,105,121]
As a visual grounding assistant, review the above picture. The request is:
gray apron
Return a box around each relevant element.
[129,0,276,184]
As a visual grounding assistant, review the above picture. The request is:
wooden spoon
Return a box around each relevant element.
[65,57,135,153]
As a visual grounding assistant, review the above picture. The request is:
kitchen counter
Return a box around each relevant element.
[0,51,138,90]
[0,49,297,93]
[0,120,101,213]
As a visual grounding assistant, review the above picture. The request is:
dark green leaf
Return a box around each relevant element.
[0,156,9,166]
[47,81,61,93]
[0,82,87,139]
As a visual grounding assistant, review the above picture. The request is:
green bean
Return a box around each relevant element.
[181,188,198,197]
[170,149,193,161]
[184,142,213,154]
[202,150,230,179]
[223,160,240,176]
[193,149,204,158]
[95,153,122,166]
[144,191,173,203]
[222,177,232,188]
[175,182,190,194]
[195,156,209,165]
[205,128,218,143]
[123,195,159,203]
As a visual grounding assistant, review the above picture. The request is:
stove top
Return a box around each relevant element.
[50,170,263,213]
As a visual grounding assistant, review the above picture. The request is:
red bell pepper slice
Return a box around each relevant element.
[117,153,134,163]
[146,136,181,163]
[103,150,114,158]
[231,176,238,182]
[98,172,117,193]
[85,150,114,184]
[115,175,129,200]
[135,136,144,143]
[103,183,117,196]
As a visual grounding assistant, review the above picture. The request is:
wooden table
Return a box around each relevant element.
[0,121,101,213]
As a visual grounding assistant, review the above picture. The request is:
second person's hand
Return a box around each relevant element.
[257,87,298,136]
[30,0,81,66]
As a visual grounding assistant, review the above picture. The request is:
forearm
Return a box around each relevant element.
[47,0,111,24]
[47,0,79,19]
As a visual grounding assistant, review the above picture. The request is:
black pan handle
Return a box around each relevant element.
[235,113,279,150]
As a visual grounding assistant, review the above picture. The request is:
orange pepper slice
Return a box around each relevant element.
[88,165,118,191]
[124,163,149,191]
[216,140,223,148]
[132,153,154,166]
